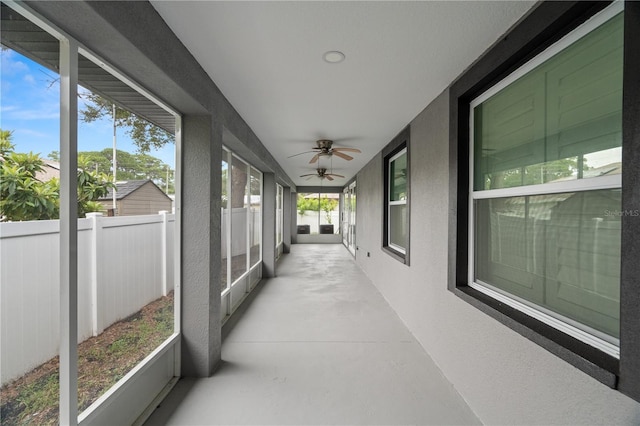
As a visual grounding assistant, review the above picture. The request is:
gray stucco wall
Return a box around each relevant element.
[180,115,222,377]
[355,90,640,425]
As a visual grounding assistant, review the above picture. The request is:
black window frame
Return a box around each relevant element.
[383,126,410,265]
[448,0,640,403]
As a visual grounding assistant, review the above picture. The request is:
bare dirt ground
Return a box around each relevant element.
[1,292,174,425]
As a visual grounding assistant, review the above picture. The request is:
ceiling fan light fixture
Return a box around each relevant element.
[323,51,345,64]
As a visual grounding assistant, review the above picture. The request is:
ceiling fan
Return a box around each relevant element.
[289,139,361,164]
[299,168,345,181]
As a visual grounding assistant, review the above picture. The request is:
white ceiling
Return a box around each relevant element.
[151,0,536,187]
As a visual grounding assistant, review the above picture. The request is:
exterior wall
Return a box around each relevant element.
[181,115,221,377]
[98,183,172,216]
[295,234,342,244]
[262,173,276,278]
[355,90,640,424]
[118,183,172,216]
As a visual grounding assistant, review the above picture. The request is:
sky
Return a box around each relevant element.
[0,47,176,169]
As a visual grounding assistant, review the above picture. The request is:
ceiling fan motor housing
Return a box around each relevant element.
[316,139,333,152]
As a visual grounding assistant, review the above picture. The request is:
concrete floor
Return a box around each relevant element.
[145,244,481,425]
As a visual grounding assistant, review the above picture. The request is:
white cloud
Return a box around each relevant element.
[1,98,59,121]
[16,128,52,139]
[0,105,18,113]
[0,49,29,76]
[6,108,59,121]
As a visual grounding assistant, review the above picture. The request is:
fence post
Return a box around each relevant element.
[160,210,169,296]
[86,212,103,336]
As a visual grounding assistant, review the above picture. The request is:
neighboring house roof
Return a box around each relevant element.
[99,179,171,201]
[549,162,622,183]
[35,160,61,182]
[583,162,622,178]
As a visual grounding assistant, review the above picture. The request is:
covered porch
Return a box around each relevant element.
[146,244,479,425]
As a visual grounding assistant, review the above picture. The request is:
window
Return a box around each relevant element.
[220,146,262,317]
[451,1,640,400]
[221,150,229,292]
[388,149,407,252]
[297,192,339,234]
[1,10,61,424]
[319,193,339,234]
[230,155,249,283]
[276,183,283,249]
[0,2,182,422]
[249,166,262,268]
[470,7,623,354]
[383,127,410,263]
[342,181,356,256]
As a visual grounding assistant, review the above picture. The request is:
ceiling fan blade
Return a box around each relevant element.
[299,173,316,177]
[333,151,353,161]
[287,151,315,158]
[328,173,345,178]
[332,147,361,153]
[309,154,320,164]
[326,175,334,181]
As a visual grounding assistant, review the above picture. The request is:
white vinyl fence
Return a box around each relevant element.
[221,208,261,258]
[0,212,175,386]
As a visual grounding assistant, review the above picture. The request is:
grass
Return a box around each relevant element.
[0,291,174,425]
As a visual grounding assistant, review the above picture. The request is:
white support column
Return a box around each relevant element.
[159,210,169,296]
[86,212,103,336]
[245,163,251,293]
[283,188,292,253]
[59,37,79,426]
[173,116,182,378]
[224,149,232,314]
[290,191,298,244]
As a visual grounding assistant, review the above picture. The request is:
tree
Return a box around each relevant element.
[0,130,114,221]
[80,92,173,153]
[231,166,248,208]
[296,194,338,223]
[1,129,16,158]
[50,149,174,194]
[486,157,587,189]
[221,163,259,209]
[297,194,317,218]
[76,167,114,218]
[320,195,338,224]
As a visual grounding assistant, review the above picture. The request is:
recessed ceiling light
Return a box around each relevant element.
[323,51,345,64]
